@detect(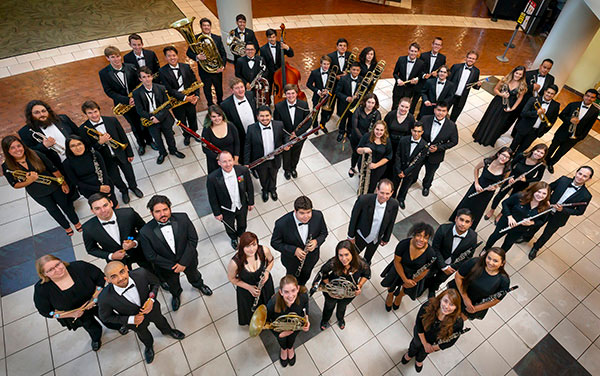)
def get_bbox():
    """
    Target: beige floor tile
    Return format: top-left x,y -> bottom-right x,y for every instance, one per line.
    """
227,336 -> 271,376
488,325 -> 529,366
551,318 -> 591,359
181,323 -> 225,370
525,294 -> 563,332
579,343 -> 600,375
519,260 -> 555,292
198,258 -> 229,290
113,361 -> 147,376
427,341 -> 465,374
6,339 -> 53,376
467,341 -> 510,376
446,358 -> 479,376
54,351 -> 101,376
191,353 -> 234,375
49,321 -> 97,366
304,326 -> 348,372
97,330 -> 142,375
214,310 -> 250,350
471,308 -> 504,339
572,257 -> 600,287
558,269 -> 593,301
507,308 -> 547,348
567,303 -> 600,342
4,312 -> 47,356
170,295 -> 212,334
328,311 -> 372,353
273,345 -> 320,375
357,296 -> 398,335
350,337 -> 395,376
321,355 -> 361,376
583,289 -> 600,315
146,342 -> 191,376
